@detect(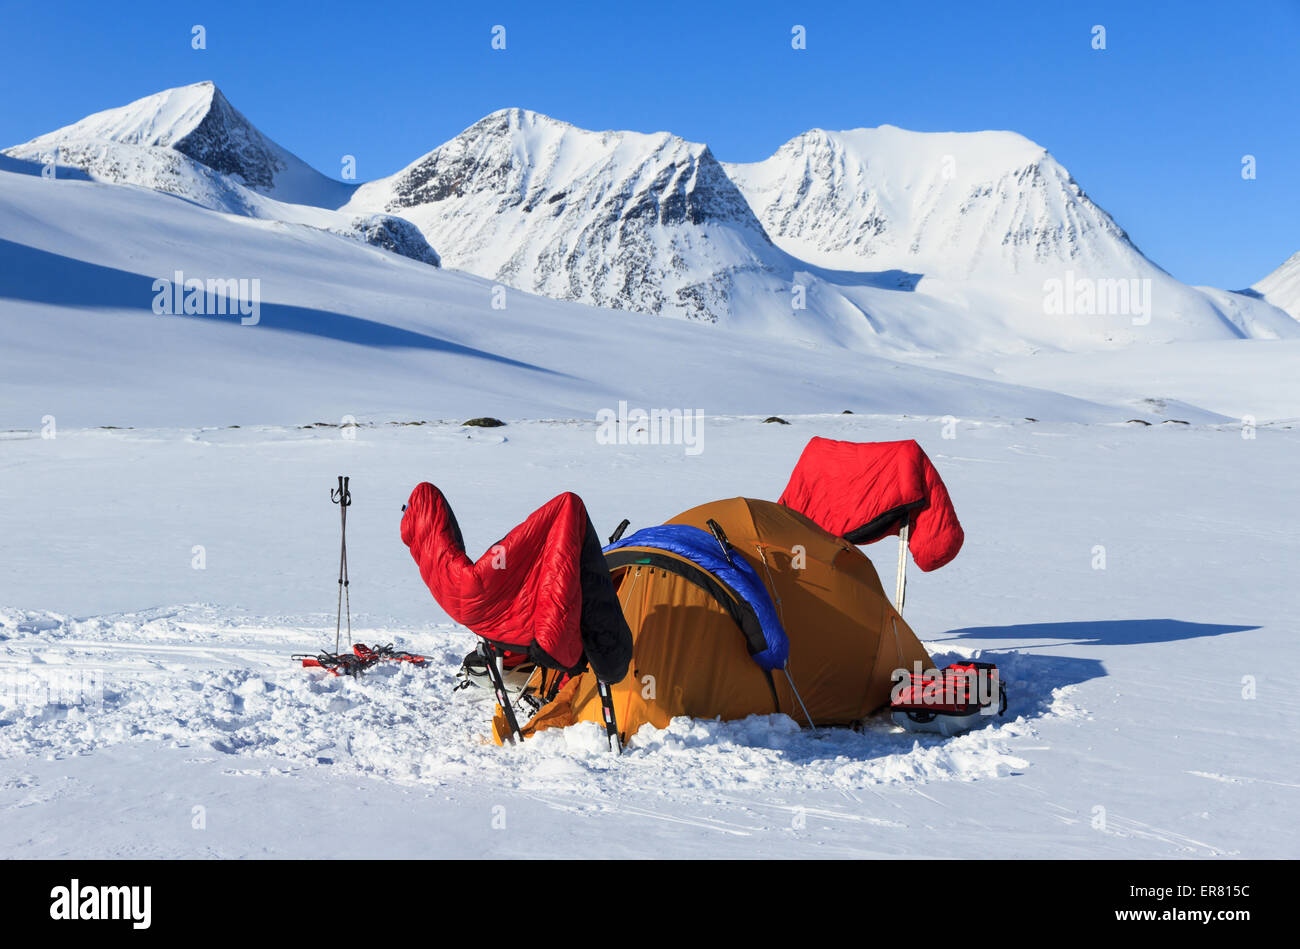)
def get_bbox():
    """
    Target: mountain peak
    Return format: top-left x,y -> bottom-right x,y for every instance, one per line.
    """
9,81 -> 350,207
15,81 -> 220,151
725,122 -> 1128,275
345,107 -> 780,325
453,107 -> 701,157
478,106 -> 566,127
778,124 -> 1050,180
